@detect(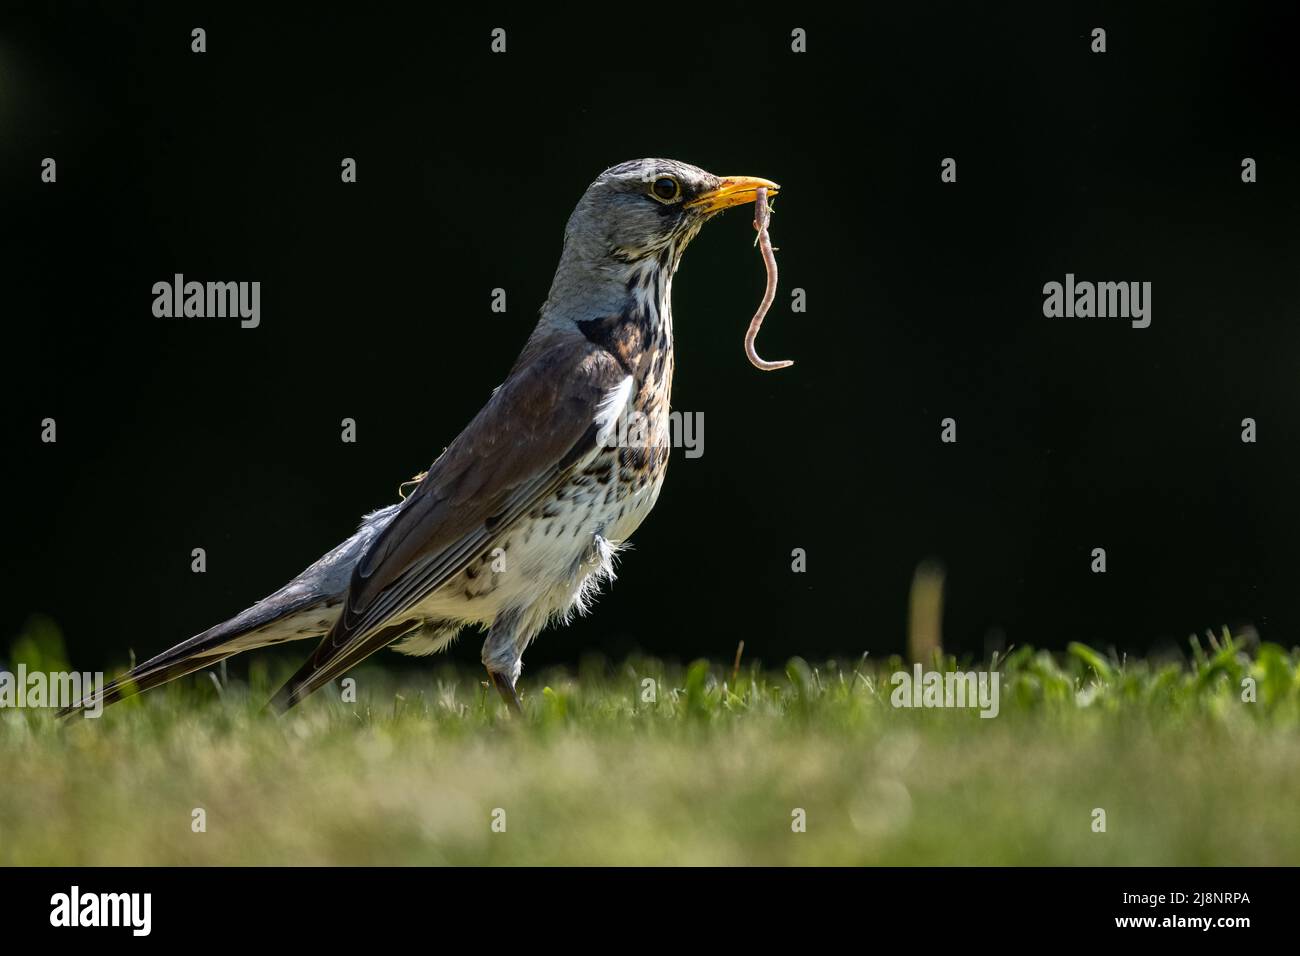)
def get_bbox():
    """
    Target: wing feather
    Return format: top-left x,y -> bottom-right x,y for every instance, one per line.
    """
269,336 -> 628,711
